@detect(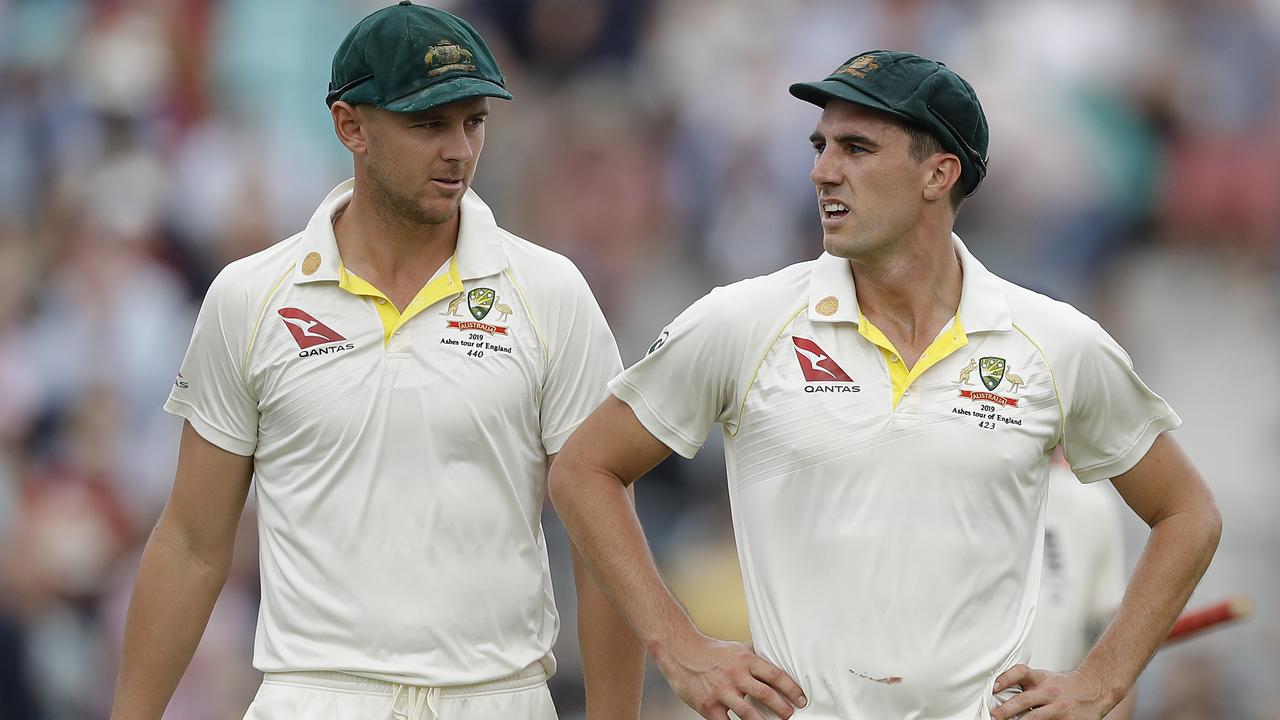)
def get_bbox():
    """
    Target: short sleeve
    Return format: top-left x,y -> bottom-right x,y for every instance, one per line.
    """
538,263 -> 623,455
609,288 -> 744,459
1060,321 -> 1180,483
163,269 -> 260,456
